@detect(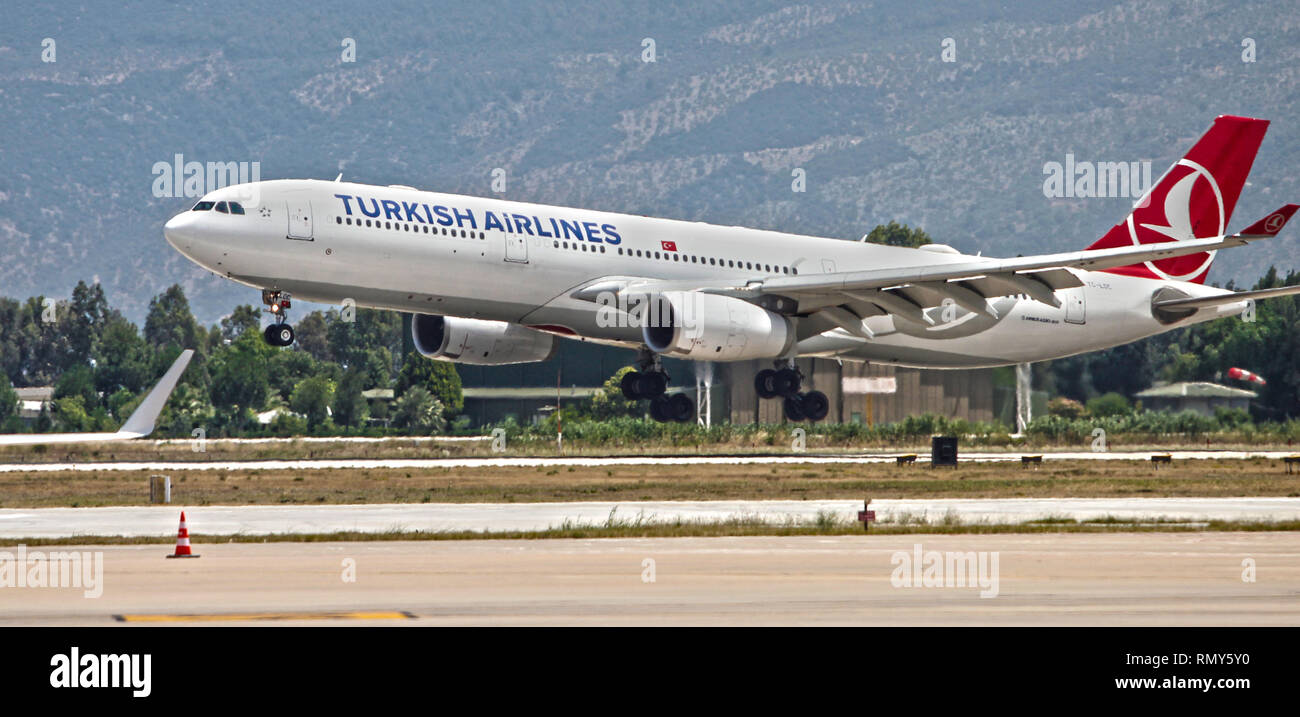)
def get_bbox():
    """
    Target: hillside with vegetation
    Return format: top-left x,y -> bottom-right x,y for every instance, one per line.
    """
1,0 -> 1296,325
